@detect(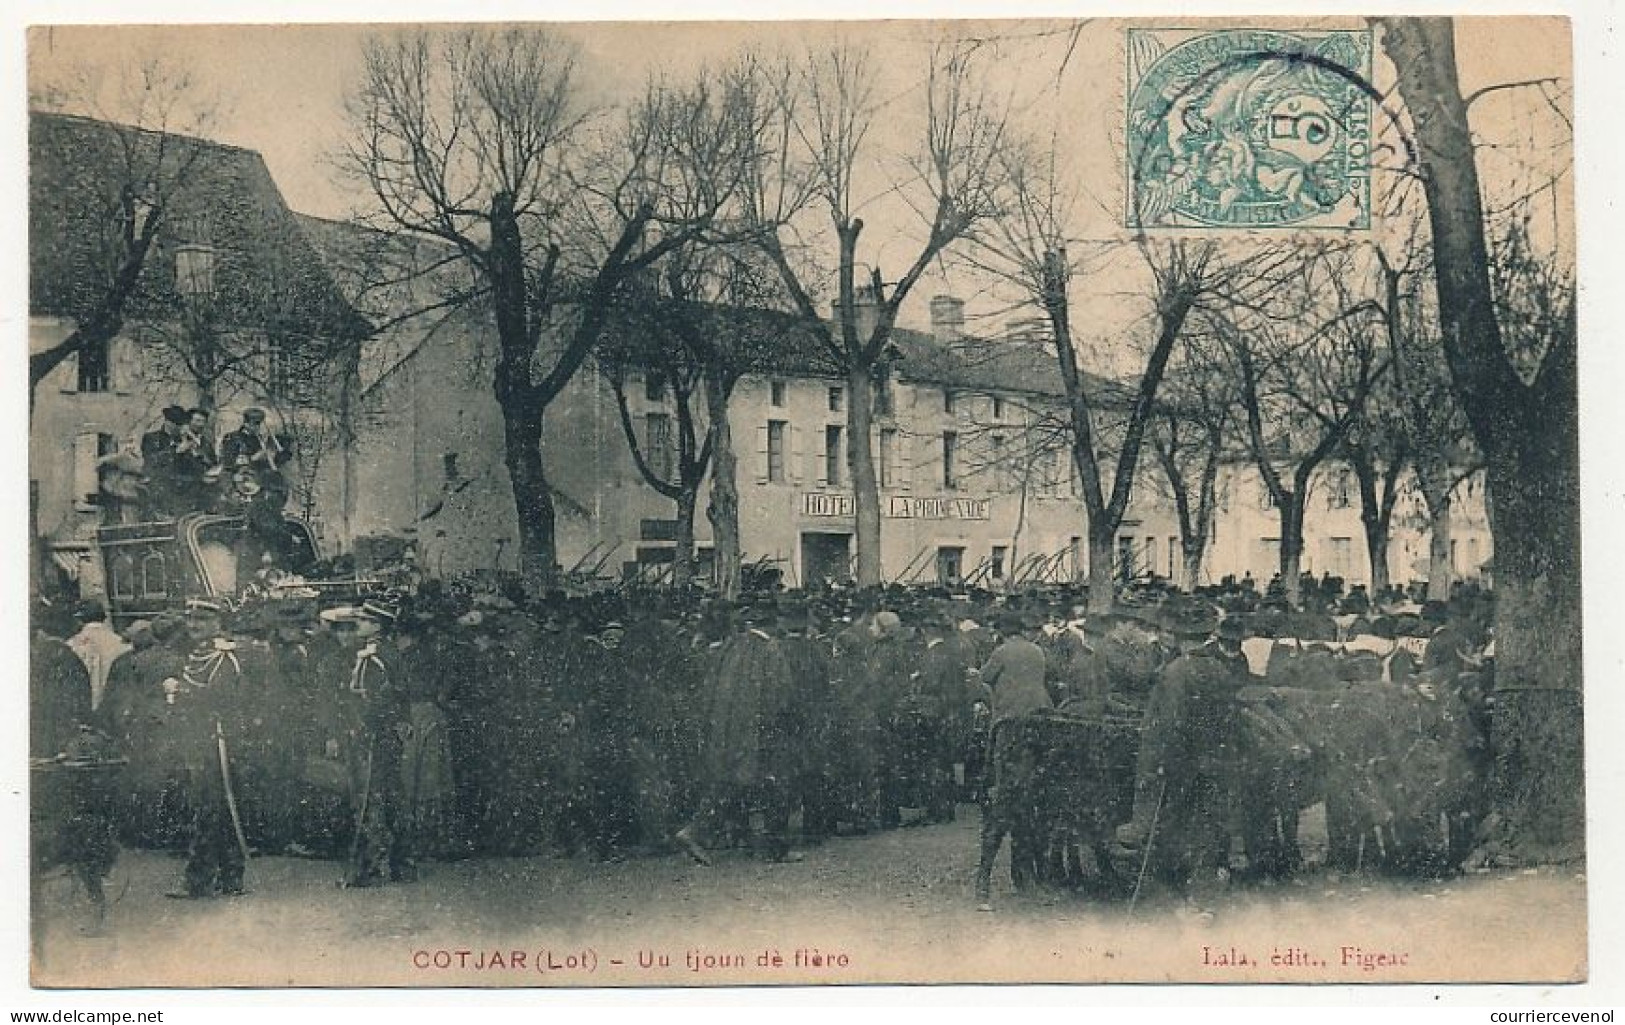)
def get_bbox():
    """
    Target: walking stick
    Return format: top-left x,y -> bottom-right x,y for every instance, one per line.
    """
345,743 -> 376,877
215,719 -> 253,871
1127,779 -> 1166,919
